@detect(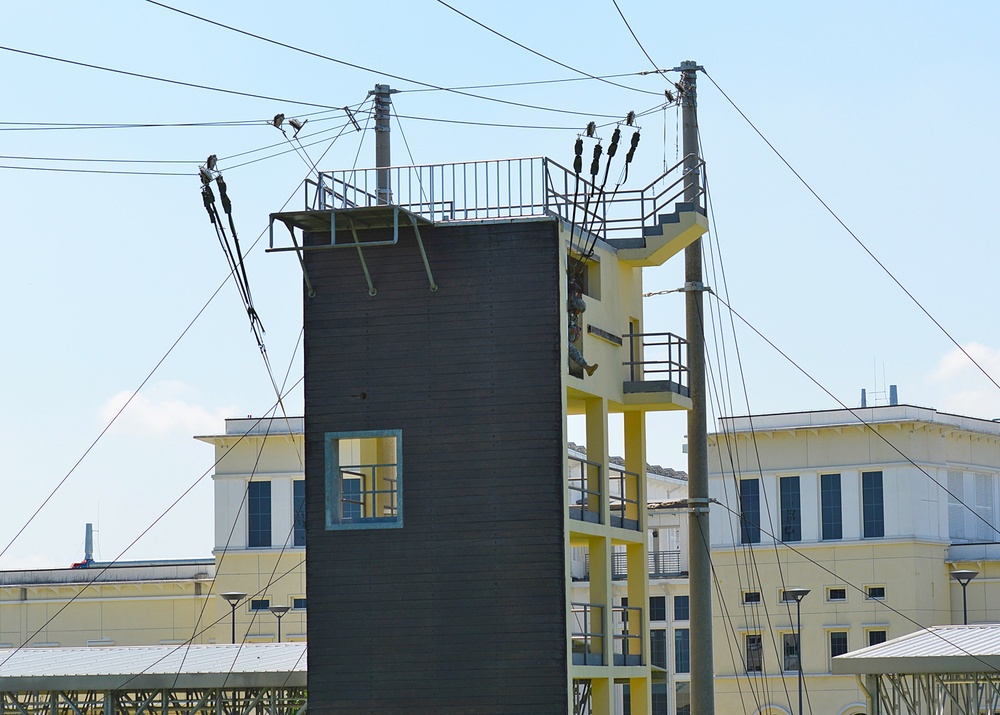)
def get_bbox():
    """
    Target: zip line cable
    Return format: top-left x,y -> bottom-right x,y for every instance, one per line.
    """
711,498 -> 1000,677
0,165 -> 190,176
0,166 -> 313,561
3,168 -> 316,666
702,69 -> 1000,397
114,556 -> 307,693
0,284 -> 228,562
705,293 -> 797,709
708,288 -> 1000,541
0,45 -> 341,109
699,153 -> 802,707
434,0 -> 662,97
397,70 -> 659,93
611,0 -> 667,79
390,113 -> 577,130
143,1 -> 628,120
0,381 -> 302,668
